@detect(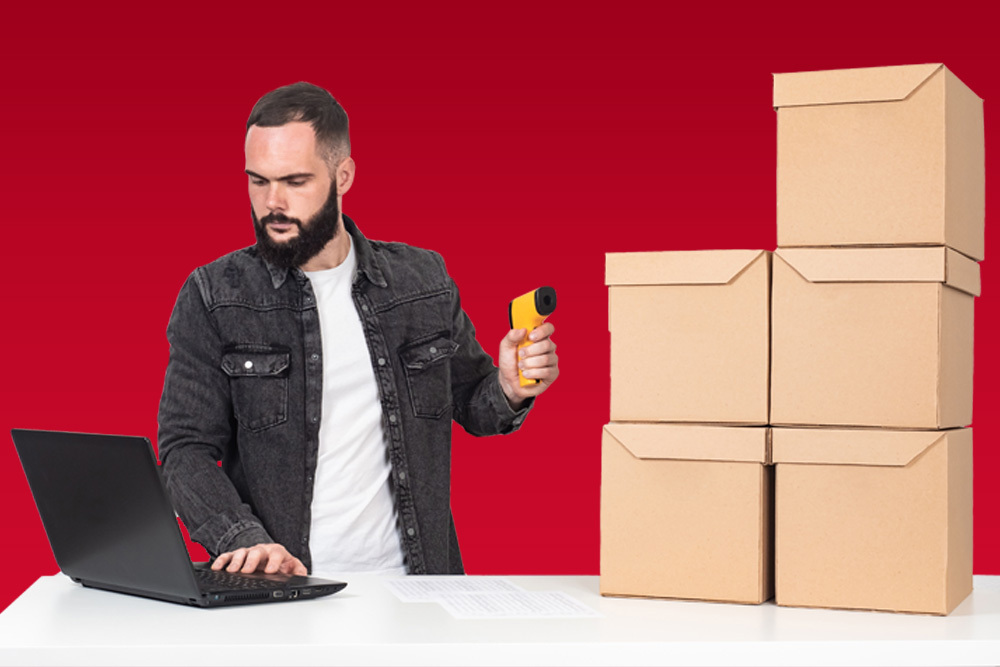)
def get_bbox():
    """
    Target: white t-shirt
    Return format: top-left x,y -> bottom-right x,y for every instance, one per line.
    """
304,237 -> 406,577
